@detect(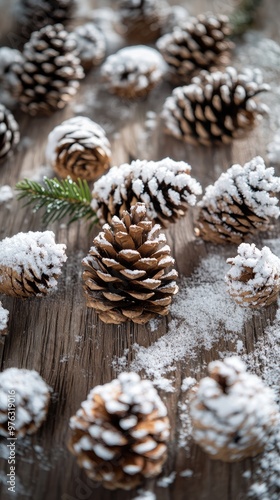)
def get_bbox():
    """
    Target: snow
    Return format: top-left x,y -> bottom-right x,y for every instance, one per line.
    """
0,302 -> 8,335
0,185 -> 13,204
